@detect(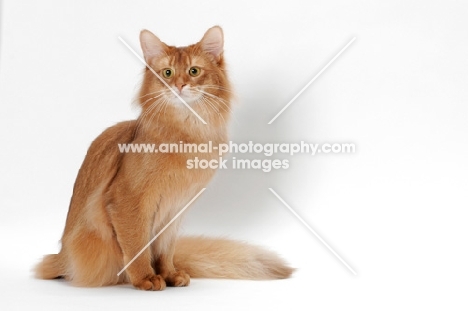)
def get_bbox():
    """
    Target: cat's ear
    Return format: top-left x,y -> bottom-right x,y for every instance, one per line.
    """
200,26 -> 224,61
140,30 -> 167,63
